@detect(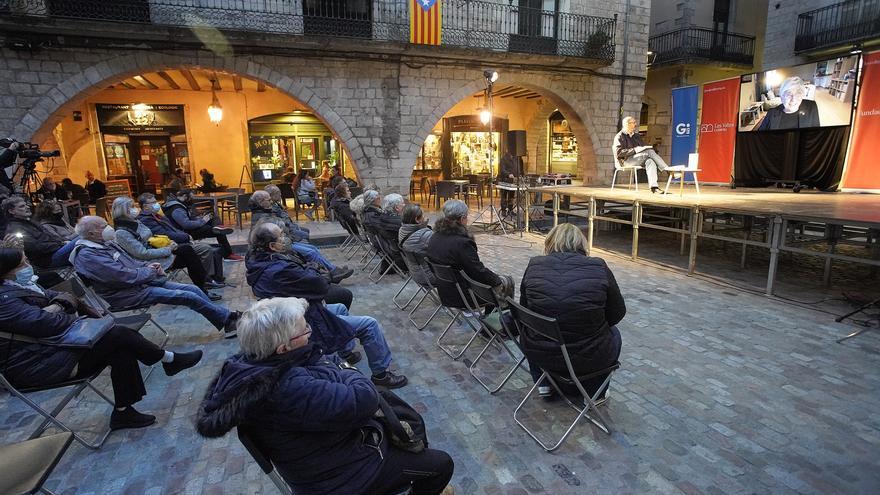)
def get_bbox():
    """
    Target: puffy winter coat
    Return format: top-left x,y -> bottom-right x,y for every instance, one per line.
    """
426,219 -> 501,308
197,346 -> 386,495
162,199 -> 206,232
519,252 -> 626,377
398,223 -> 435,286
138,211 -> 190,244
5,218 -> 65,267
329,196 -> 358,235
113,218 -> 174,270
71,239 -> 162,308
